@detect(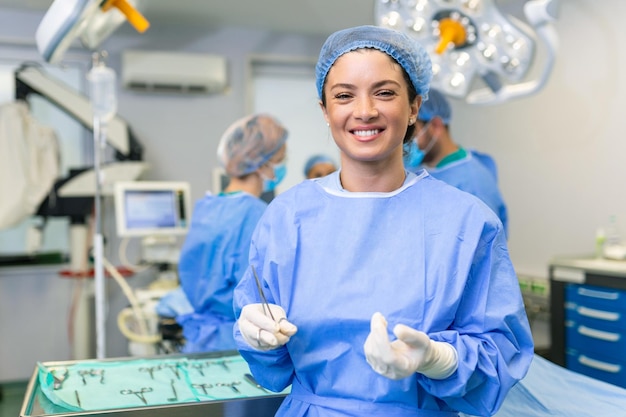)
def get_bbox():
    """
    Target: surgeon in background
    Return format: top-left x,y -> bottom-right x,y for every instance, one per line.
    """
303,153 -> 337,179
176,113 -> 288,353
404,88 -> 509,236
